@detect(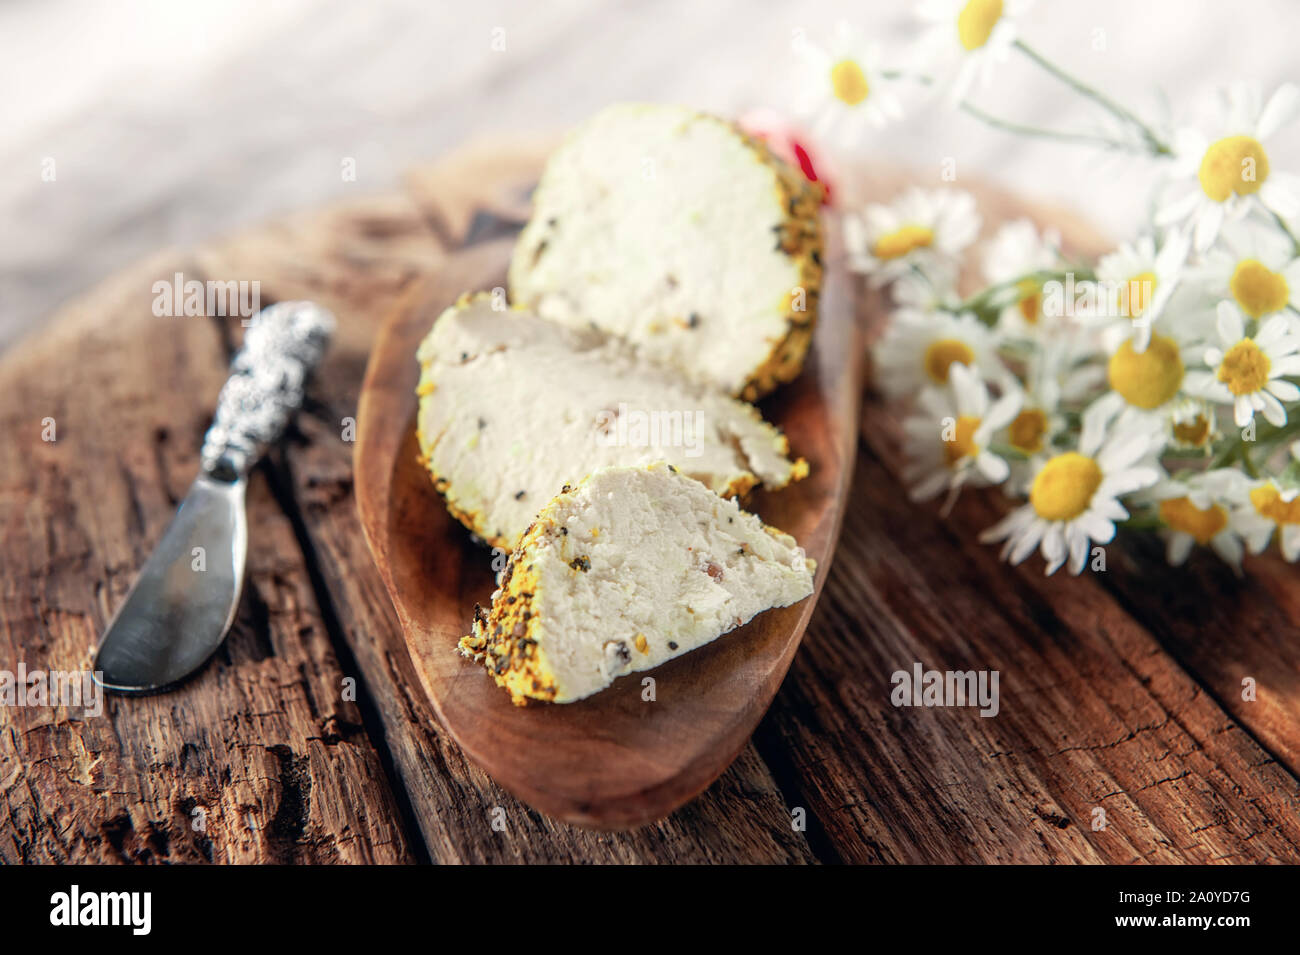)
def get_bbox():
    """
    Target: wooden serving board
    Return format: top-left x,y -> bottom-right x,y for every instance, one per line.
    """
355,233 -> 864,827
3,138 -> 1299,862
